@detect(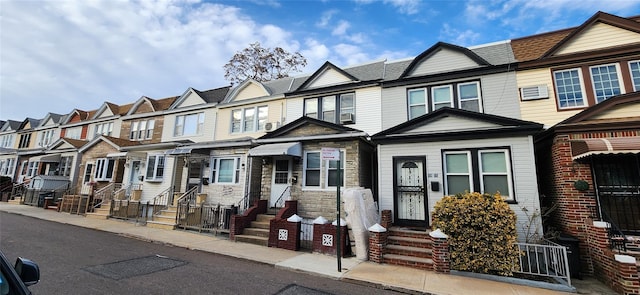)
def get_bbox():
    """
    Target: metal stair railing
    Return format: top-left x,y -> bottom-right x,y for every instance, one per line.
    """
147,187 -> 173,222
91,183 -> 121,209
236,191 -> 260,215
175,186 -> 199,224
273,186 -> 291,211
